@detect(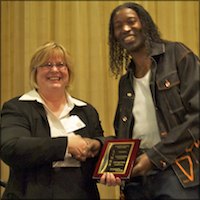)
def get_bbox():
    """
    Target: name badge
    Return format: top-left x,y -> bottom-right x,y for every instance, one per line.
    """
61,115 -> 86,133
